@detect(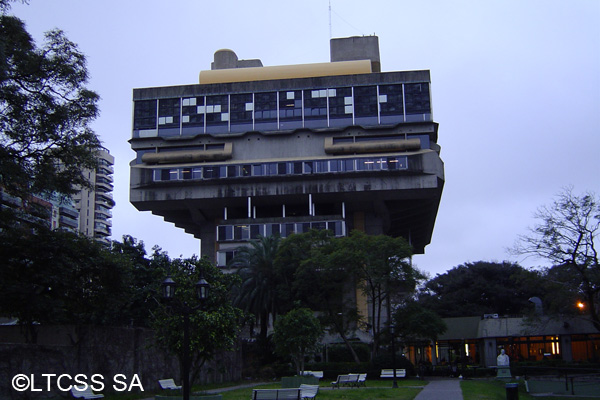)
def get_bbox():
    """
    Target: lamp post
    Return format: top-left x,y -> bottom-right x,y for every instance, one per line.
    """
390,325 -> 398,389
162,275 -> 210,400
